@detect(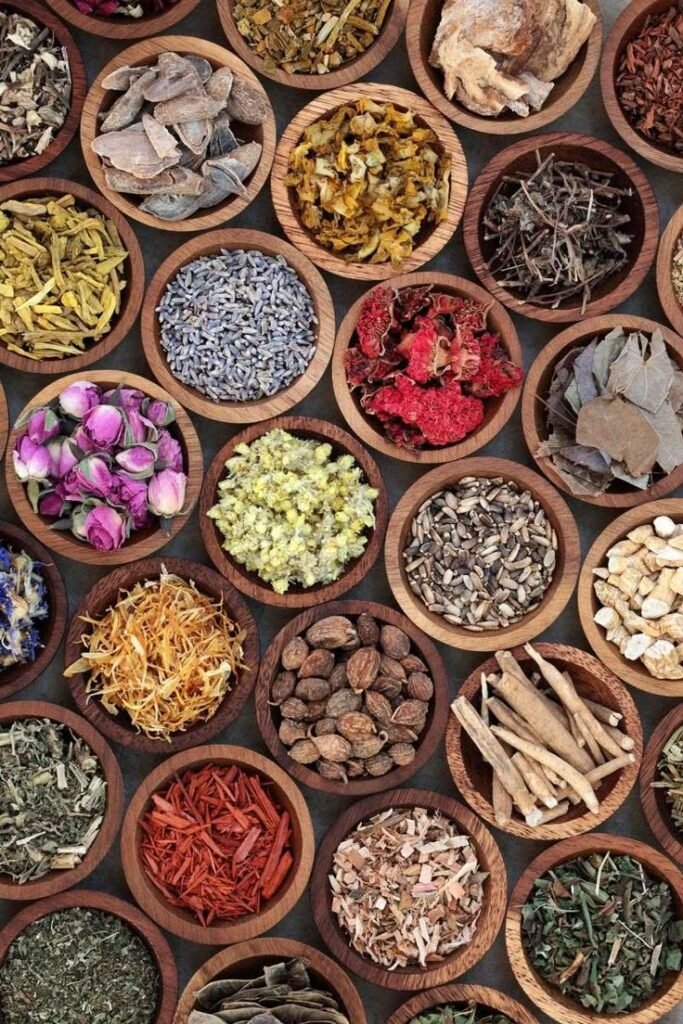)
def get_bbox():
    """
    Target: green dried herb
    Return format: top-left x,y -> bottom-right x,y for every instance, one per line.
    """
410,1003 -> 513,1024
653,724 -> 683,835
